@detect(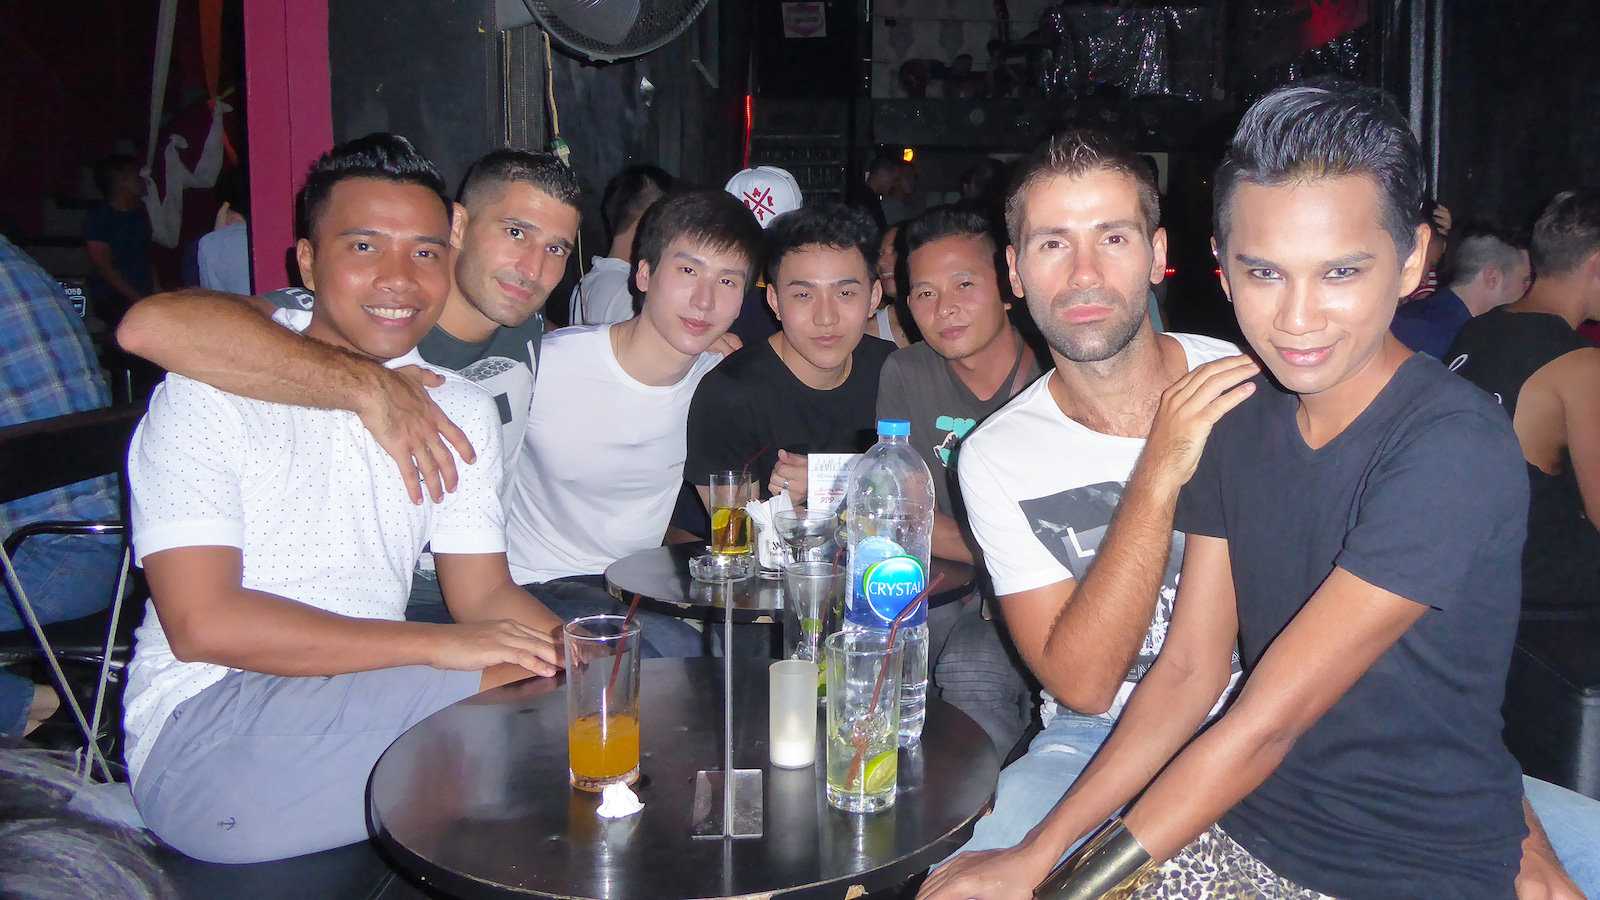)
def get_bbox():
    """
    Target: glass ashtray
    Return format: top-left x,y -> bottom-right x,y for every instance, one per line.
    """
690,553 -> 755,583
